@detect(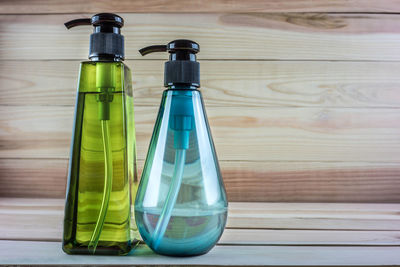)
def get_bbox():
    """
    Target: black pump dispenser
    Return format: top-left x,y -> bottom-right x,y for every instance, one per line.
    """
139,40 -> 200,88
65,13 -> 125,61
